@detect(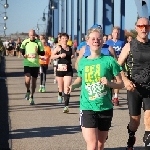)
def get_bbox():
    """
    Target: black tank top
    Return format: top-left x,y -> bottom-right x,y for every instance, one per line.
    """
127,39 -> 150,89
16,42 -> 21,50
58,46 -> 72,65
